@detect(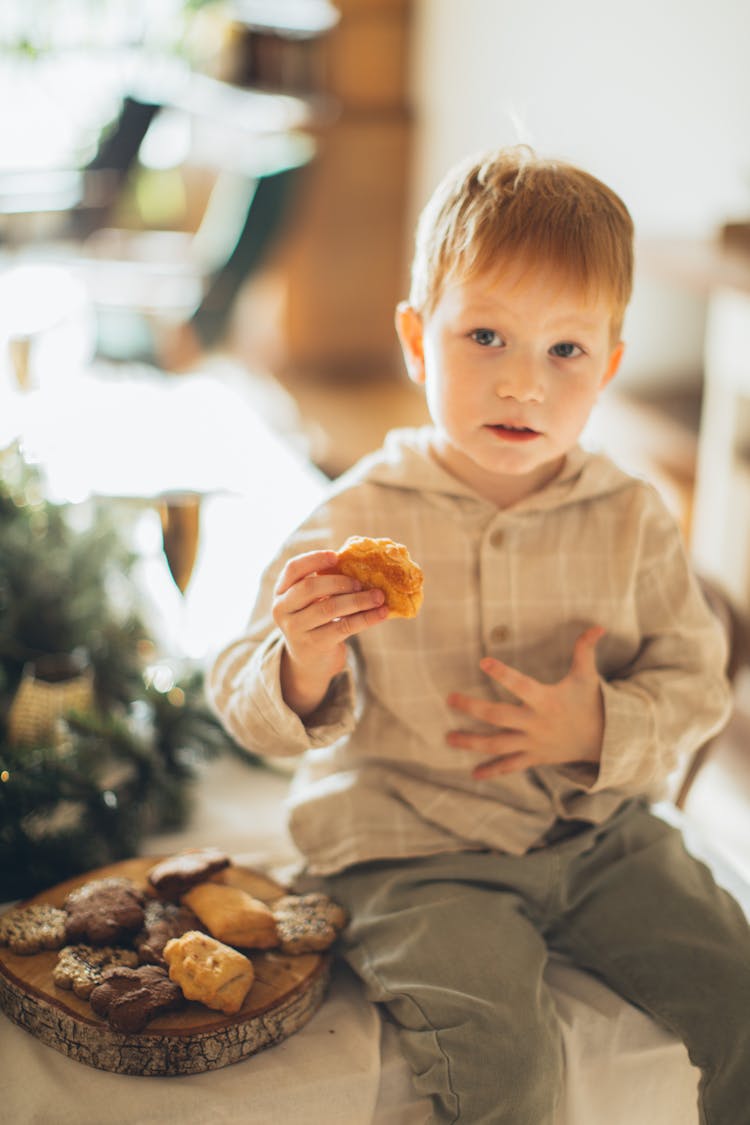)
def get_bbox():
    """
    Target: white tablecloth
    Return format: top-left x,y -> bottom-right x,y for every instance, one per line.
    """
4,757 -> 747,1124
